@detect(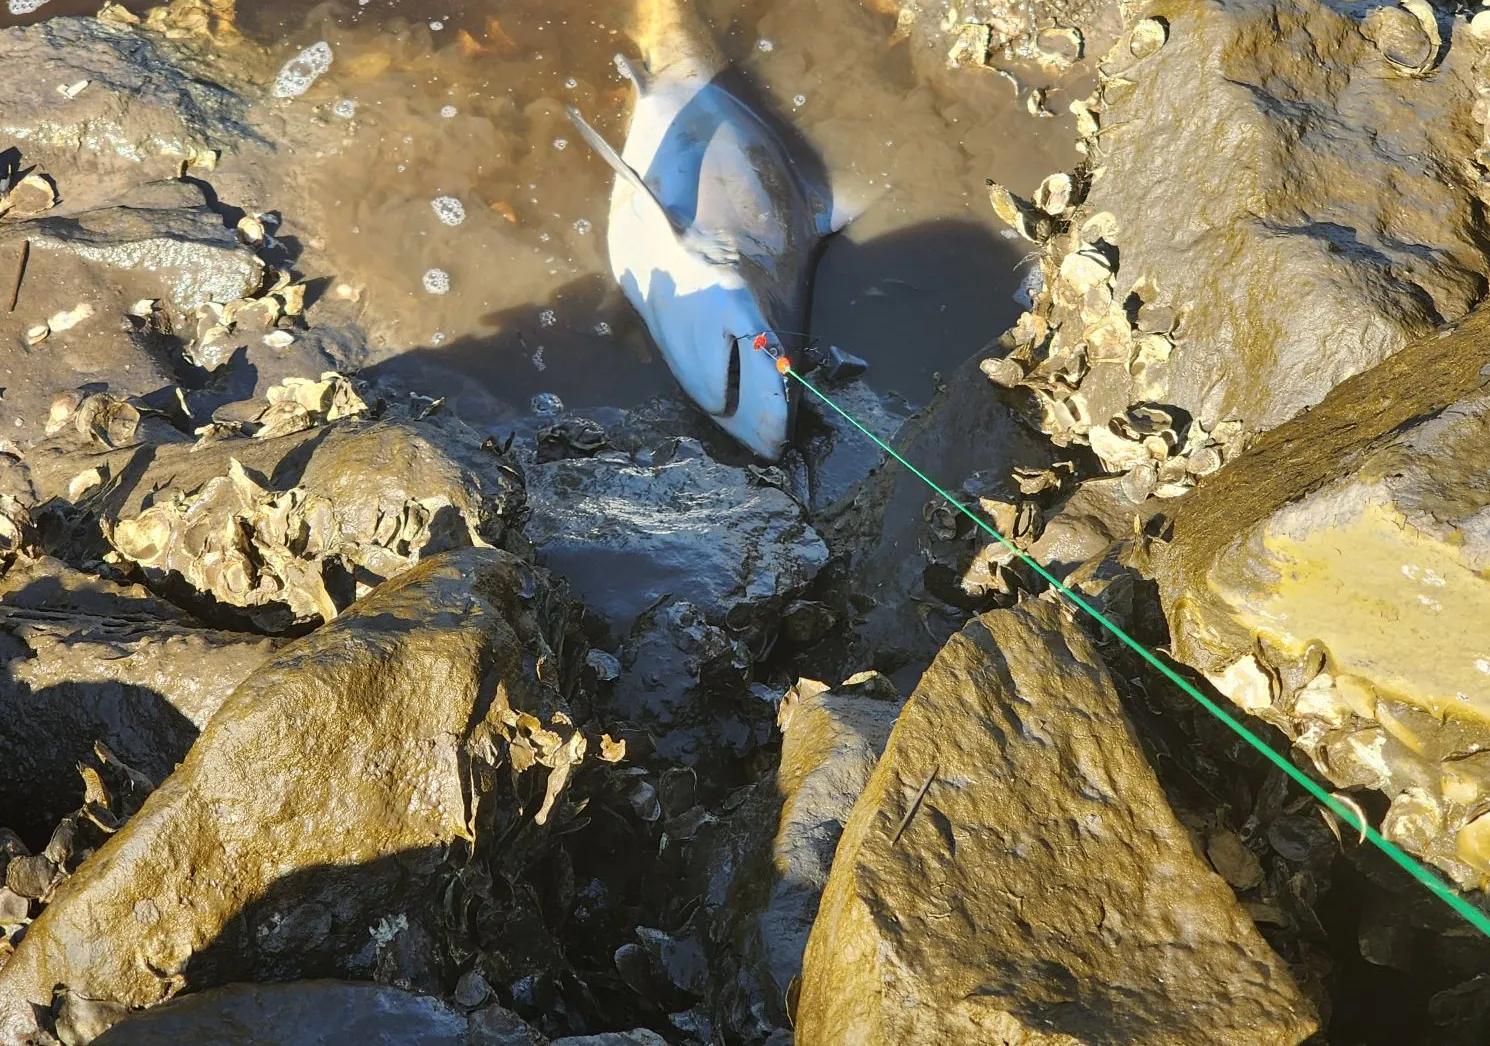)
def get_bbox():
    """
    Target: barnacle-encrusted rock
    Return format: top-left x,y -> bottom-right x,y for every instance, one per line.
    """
1152,306 -> 1490,889
0,548 -> 587,1041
